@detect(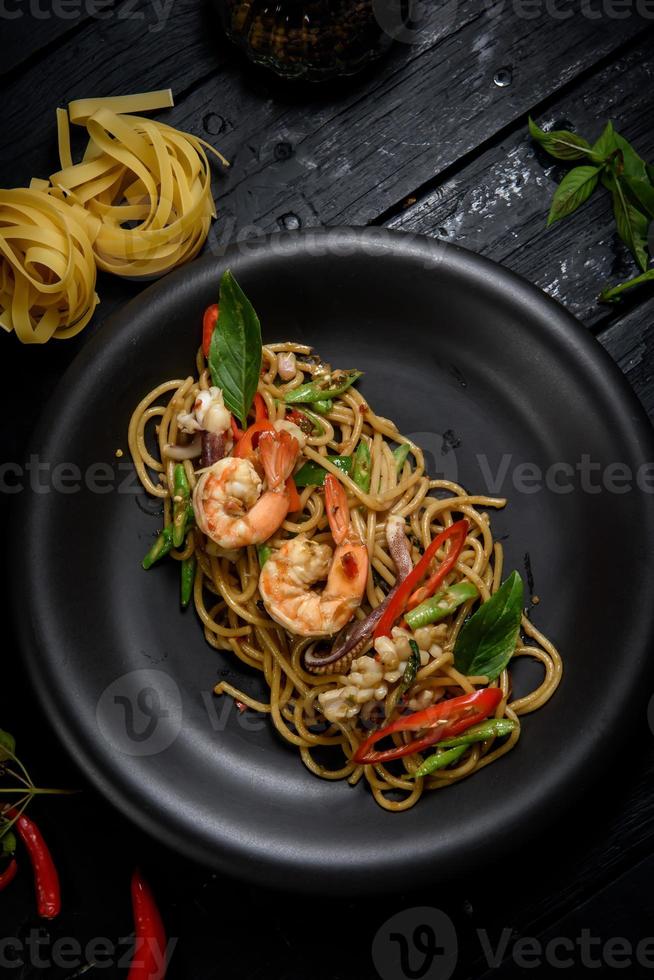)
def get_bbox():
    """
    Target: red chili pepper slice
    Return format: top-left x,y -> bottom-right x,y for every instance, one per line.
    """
374,520 -> 469,639
127,870 -> 168,980
253,392 -> 268,423
285,476 -> 301,513
230,416 -> 242,442
0,858 -> 18,892
6,808 -> 60,919
202,304 -> 219,358
352,688 -> 502,765
232,420 -> 275,463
